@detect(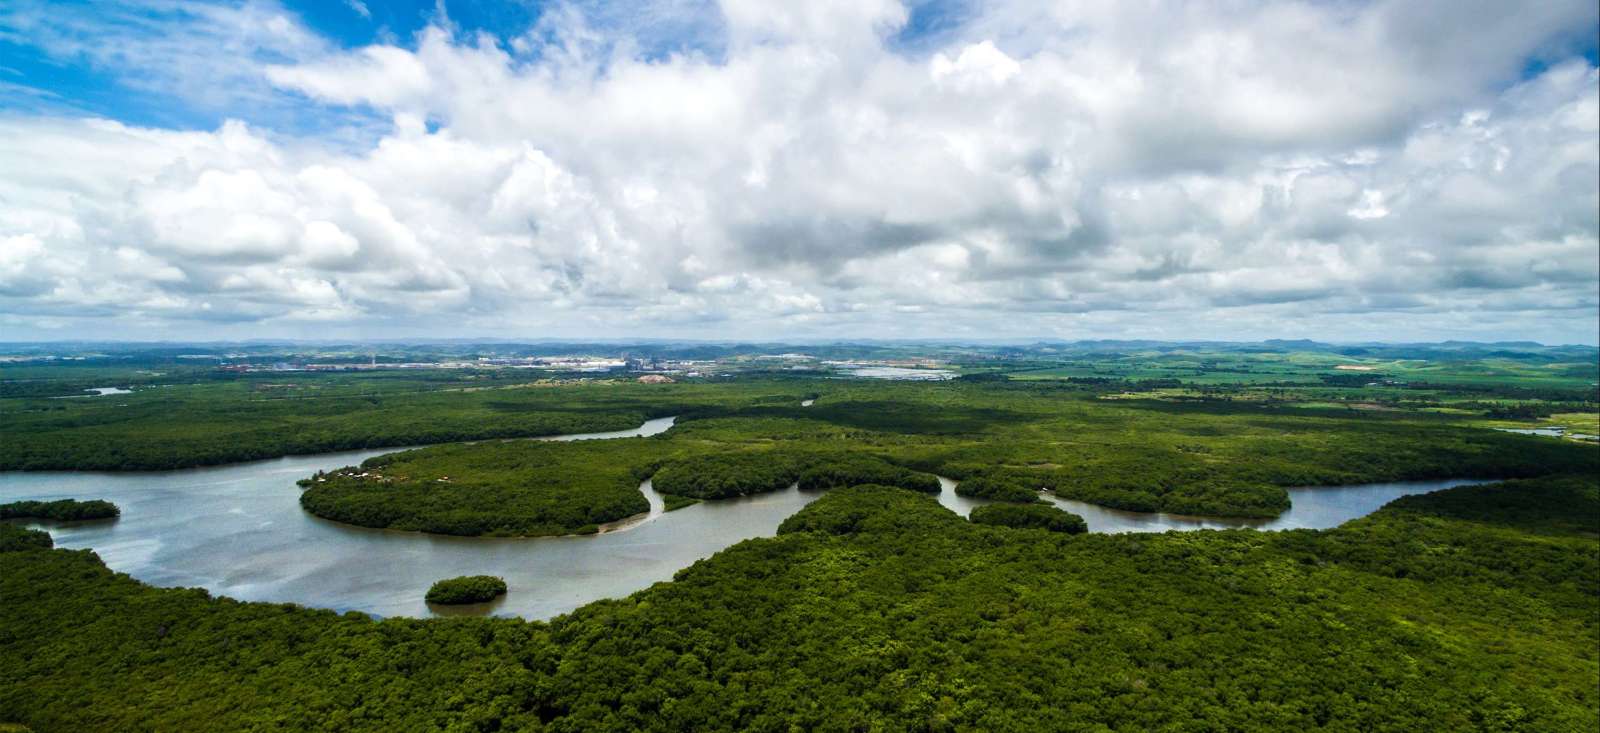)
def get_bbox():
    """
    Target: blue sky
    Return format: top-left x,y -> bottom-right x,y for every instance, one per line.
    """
6,0 -> 1593,136
0,1 -> 1596,343
32,0 -> 1593,132
4,0 -> 1593,132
